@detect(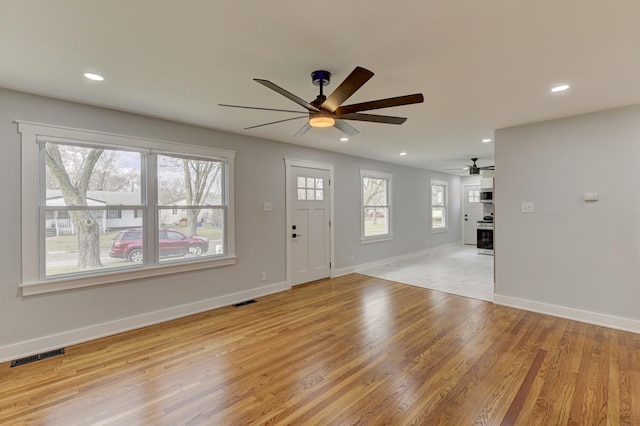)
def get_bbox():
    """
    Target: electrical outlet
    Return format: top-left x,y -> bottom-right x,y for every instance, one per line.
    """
350,254 -> 355,262
261,272 -> 267,281
521,202 -> 534,213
